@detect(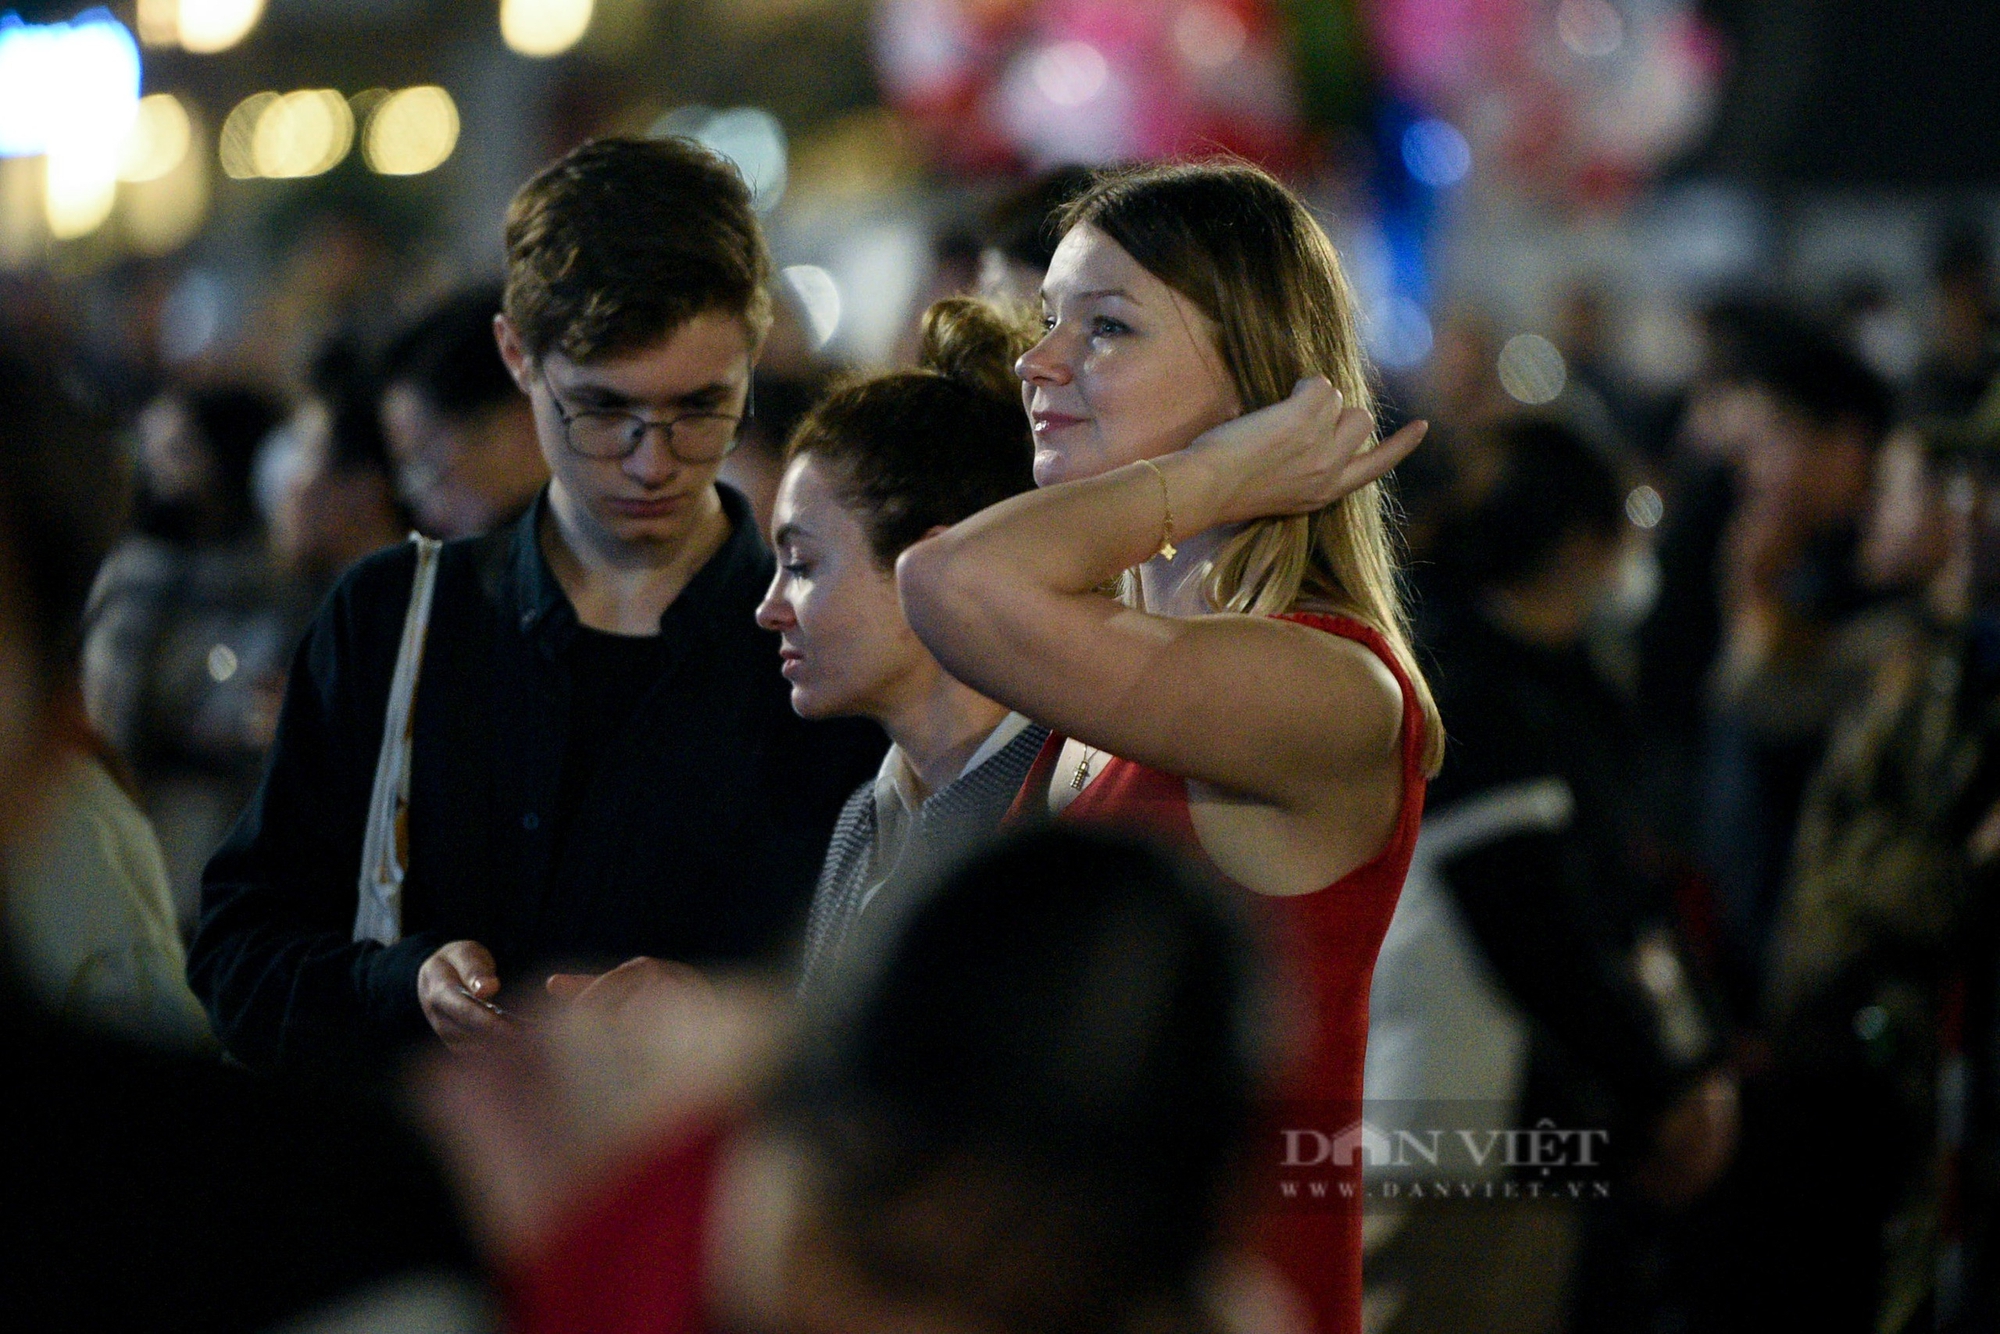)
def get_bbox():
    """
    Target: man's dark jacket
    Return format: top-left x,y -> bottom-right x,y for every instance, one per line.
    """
1421,589 -> 1728,1143
189,486 -> 882,1071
